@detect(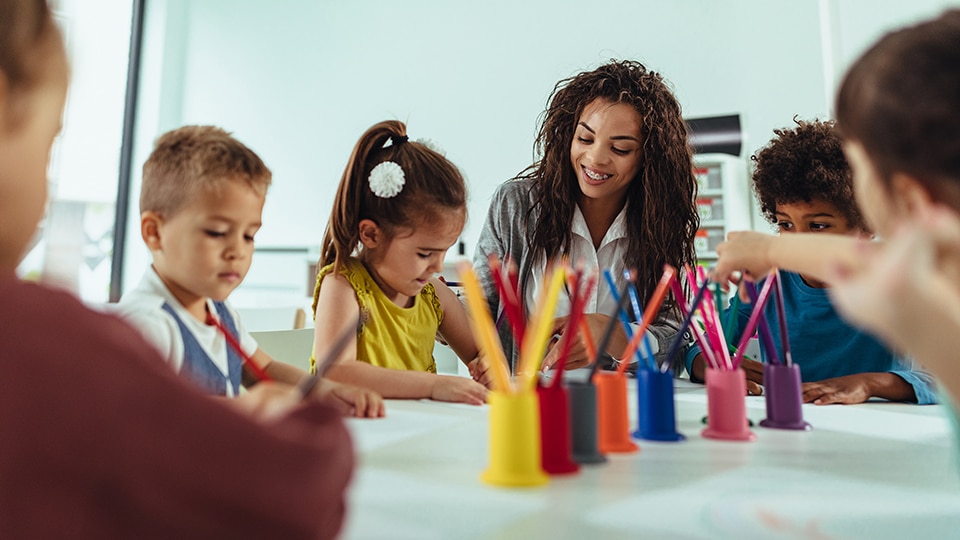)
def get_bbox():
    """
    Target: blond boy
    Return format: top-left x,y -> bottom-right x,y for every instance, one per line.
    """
118,126 -> 383,417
